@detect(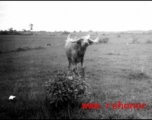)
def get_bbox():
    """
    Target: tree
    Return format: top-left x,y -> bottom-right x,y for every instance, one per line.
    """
22,29 -> 26,32
9,28 -> 13,32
